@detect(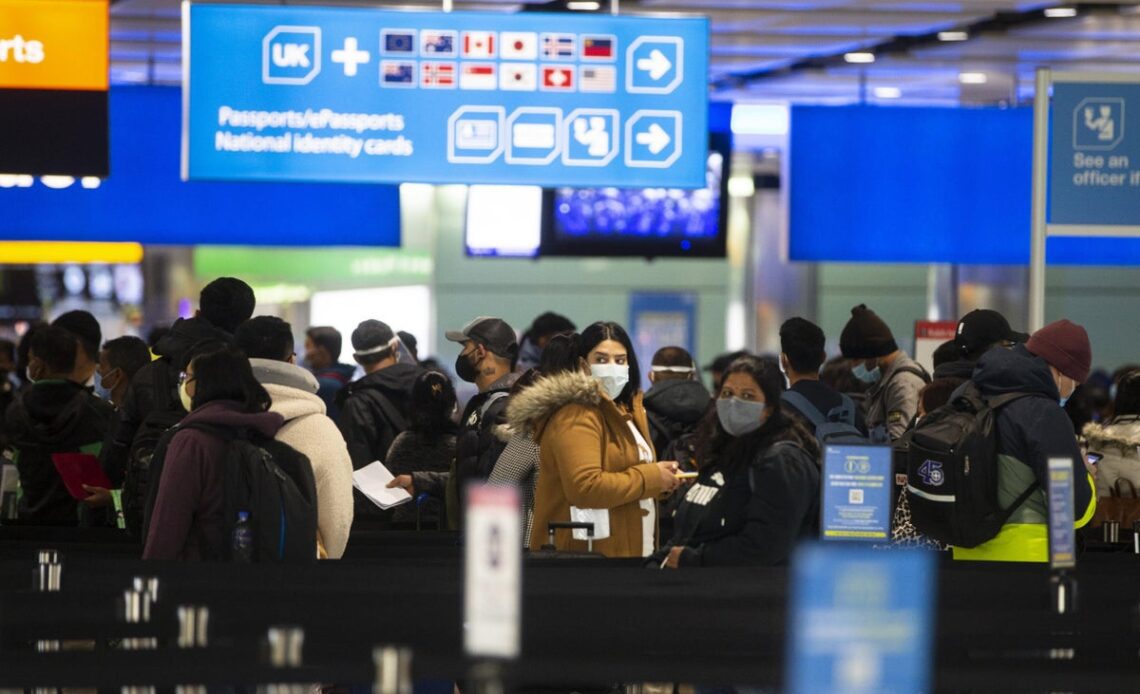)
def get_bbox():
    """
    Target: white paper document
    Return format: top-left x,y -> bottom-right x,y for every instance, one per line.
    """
352,461 -> 412,510
569,506 -> 611,541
